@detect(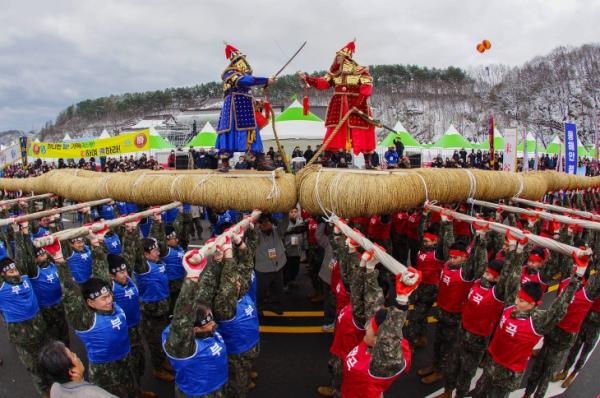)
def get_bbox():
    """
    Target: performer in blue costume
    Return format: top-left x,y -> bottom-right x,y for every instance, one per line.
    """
216,42 -> 273,155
